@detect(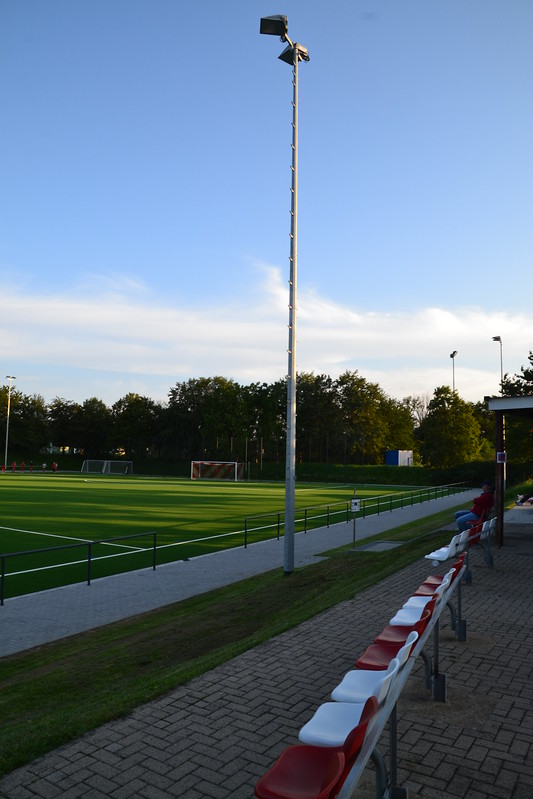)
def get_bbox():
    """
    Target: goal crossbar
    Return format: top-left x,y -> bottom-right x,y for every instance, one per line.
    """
191,461 -> 244,481
81,460 -> 133,475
